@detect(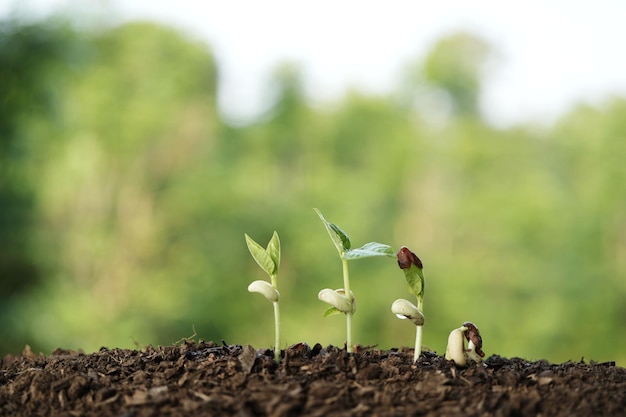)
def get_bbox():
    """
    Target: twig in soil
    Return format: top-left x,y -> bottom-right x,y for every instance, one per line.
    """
173,325 -> 197,346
